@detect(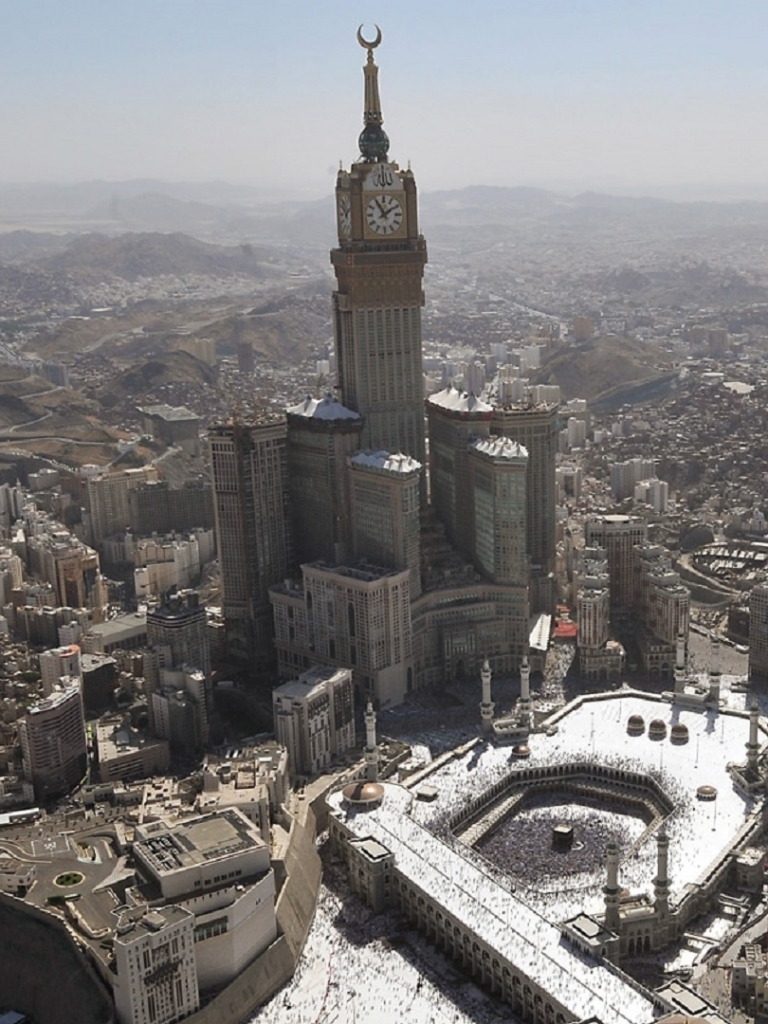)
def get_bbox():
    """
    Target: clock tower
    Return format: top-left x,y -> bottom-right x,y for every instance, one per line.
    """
331,27 -> 427,479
